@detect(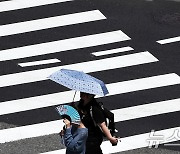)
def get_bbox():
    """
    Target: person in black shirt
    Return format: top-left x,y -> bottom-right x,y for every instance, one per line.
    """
76,92 -> 118,154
